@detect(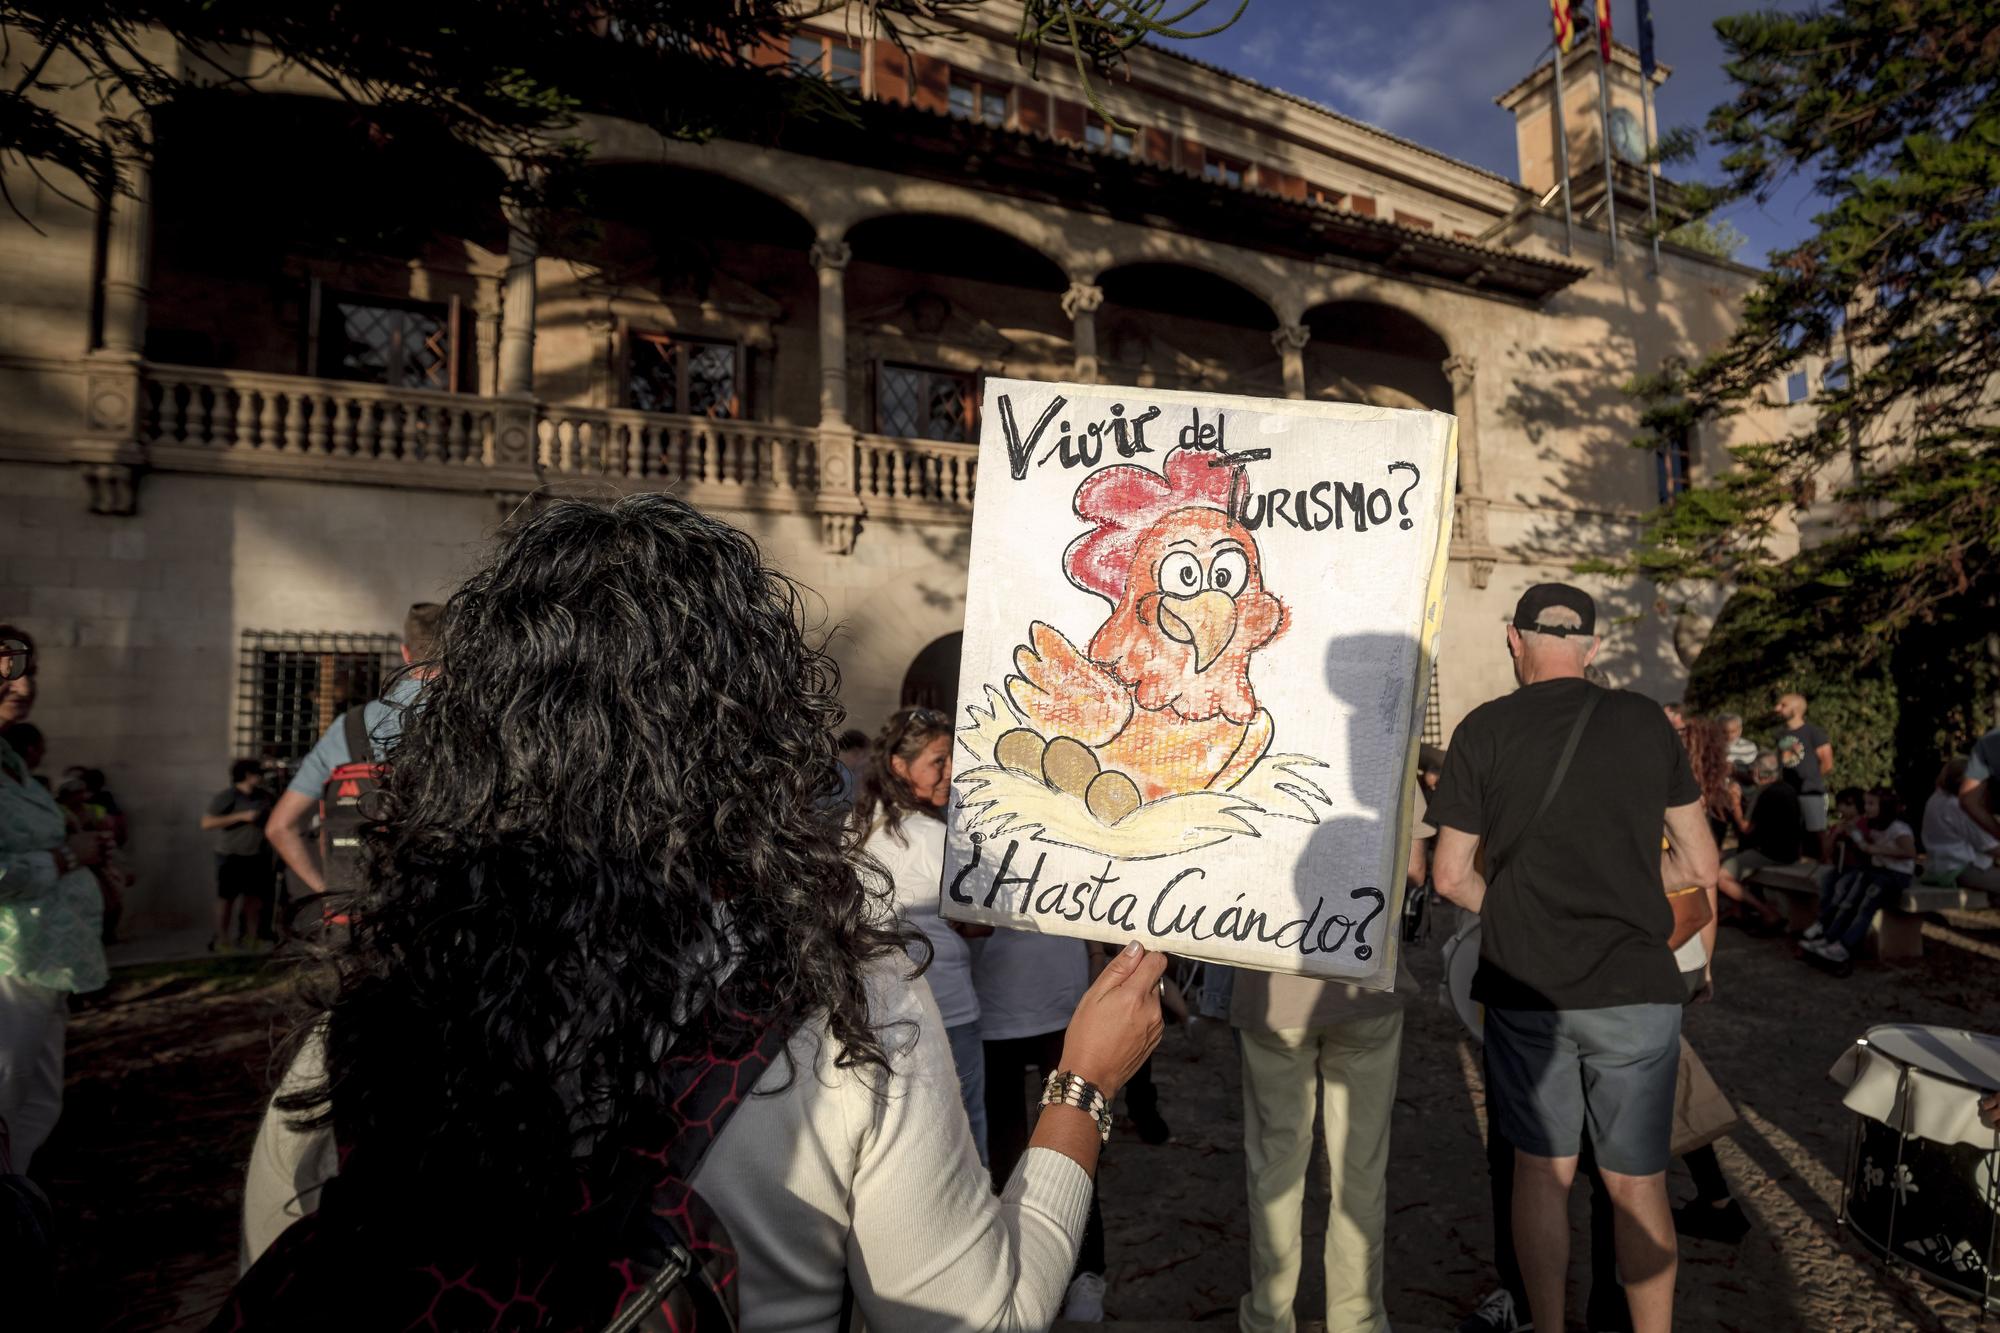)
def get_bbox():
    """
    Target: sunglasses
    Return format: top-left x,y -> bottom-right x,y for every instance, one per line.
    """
0,639 -> 30,682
